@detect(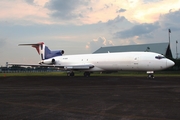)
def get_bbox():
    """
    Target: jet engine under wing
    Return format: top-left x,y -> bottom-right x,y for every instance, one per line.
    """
8,63 -> 94,70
